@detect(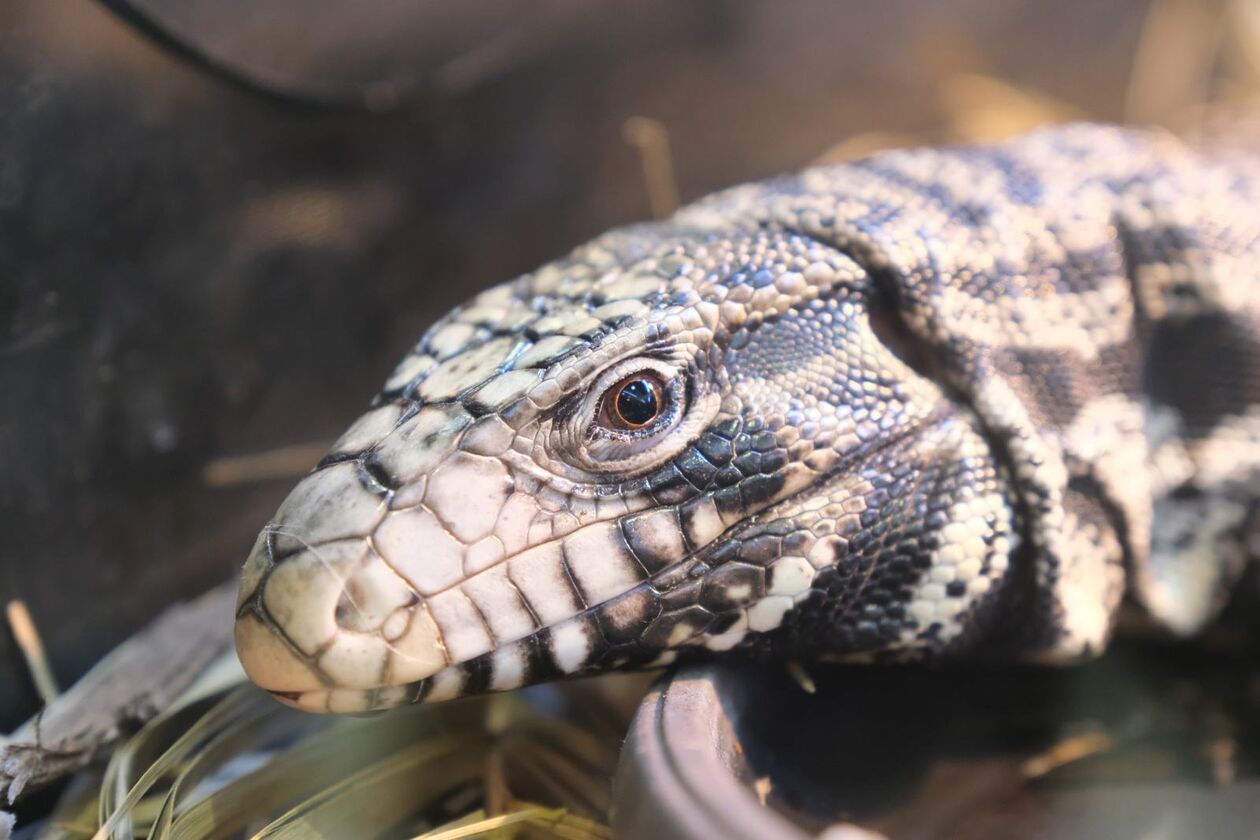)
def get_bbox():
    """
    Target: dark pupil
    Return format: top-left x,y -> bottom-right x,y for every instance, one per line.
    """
615,378 -> 660,427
